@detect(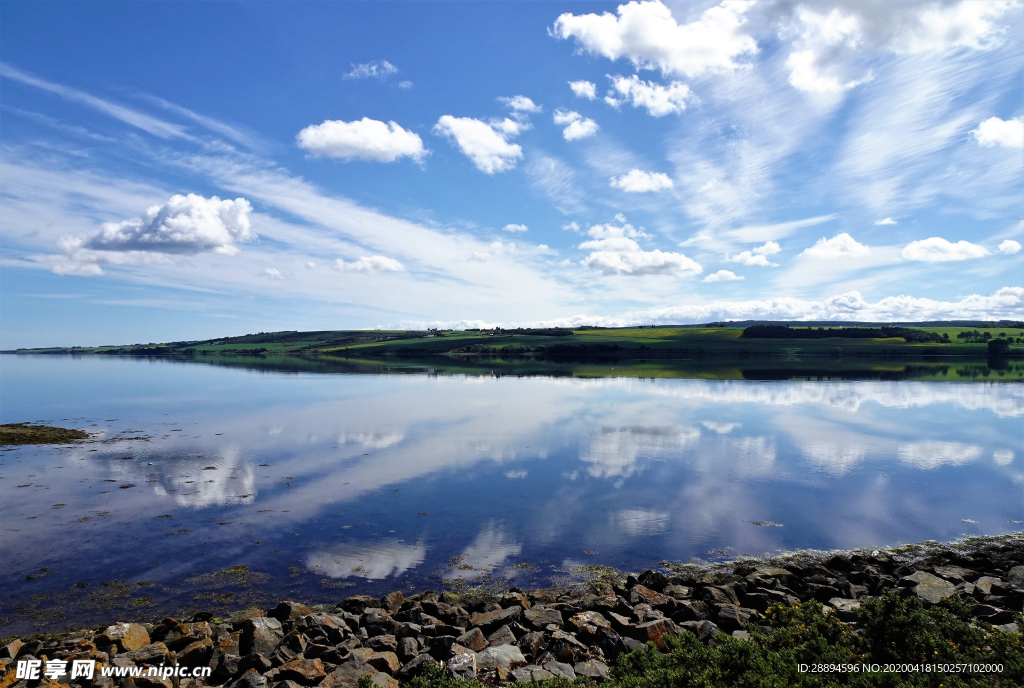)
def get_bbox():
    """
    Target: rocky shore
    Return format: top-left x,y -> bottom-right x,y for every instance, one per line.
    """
2,534 -> 1022,687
